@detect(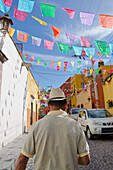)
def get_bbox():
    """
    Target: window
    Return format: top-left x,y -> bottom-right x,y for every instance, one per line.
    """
36,101 -> 38,121
30,96 -> 35,125
81,83 -> 85,89
81,104 -> 83,108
